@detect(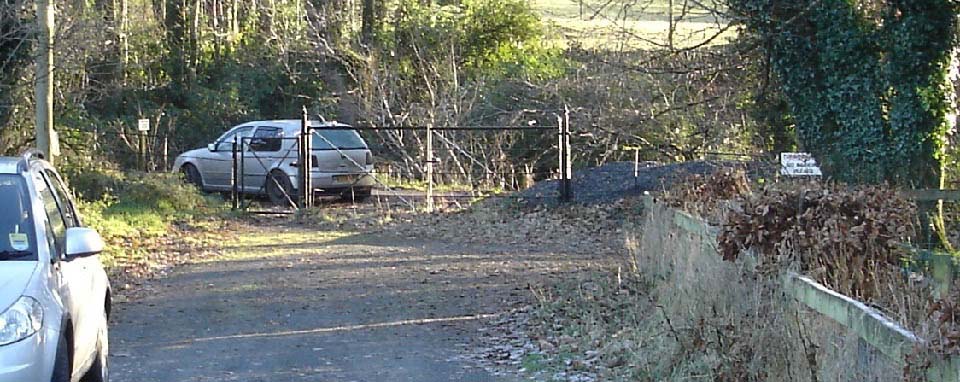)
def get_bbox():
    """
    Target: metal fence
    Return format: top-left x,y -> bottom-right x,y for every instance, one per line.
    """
222,112 -> 574,213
